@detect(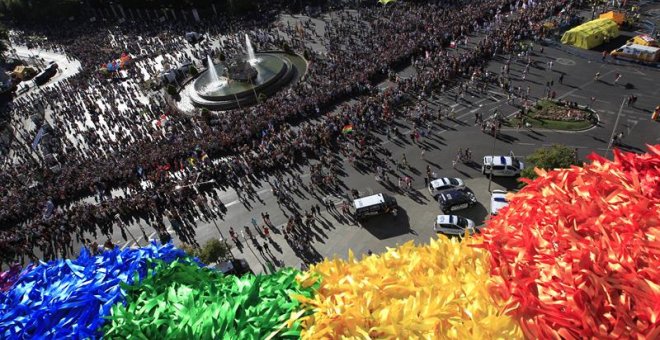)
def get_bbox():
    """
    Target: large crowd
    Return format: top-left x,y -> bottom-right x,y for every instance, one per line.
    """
0,0 -> 580,268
